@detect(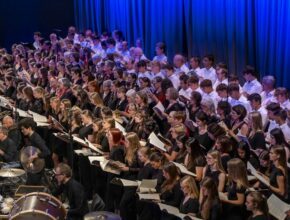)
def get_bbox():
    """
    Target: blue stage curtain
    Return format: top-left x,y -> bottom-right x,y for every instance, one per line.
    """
74,0 -> 290,87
